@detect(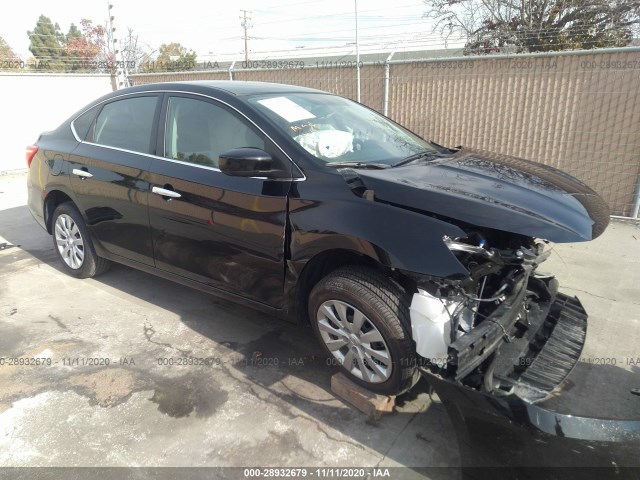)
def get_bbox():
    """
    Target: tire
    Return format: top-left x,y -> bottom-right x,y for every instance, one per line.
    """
308,266 -> 419,395
51,202 -> 110,278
